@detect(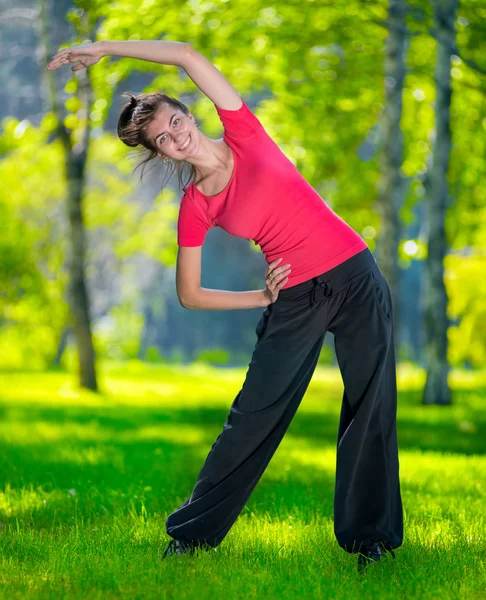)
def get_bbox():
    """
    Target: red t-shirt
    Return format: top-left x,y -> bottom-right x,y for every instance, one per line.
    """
177,97 -> 368,289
